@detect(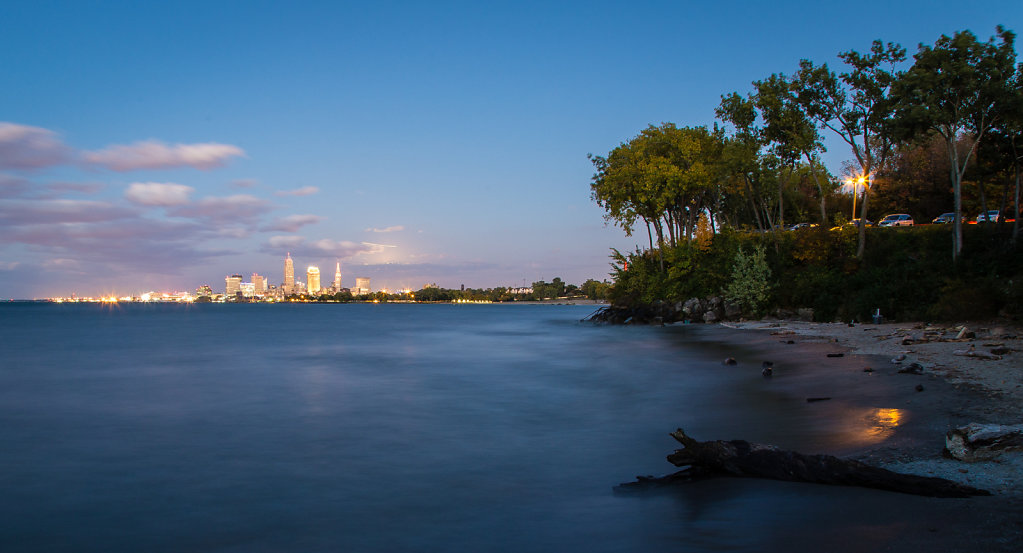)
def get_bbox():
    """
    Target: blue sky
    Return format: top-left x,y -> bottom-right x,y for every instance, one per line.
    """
1,1 -> 1020,298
